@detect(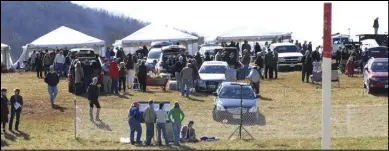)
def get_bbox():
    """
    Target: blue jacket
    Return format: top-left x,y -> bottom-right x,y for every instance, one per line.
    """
128,107 -> 142,121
